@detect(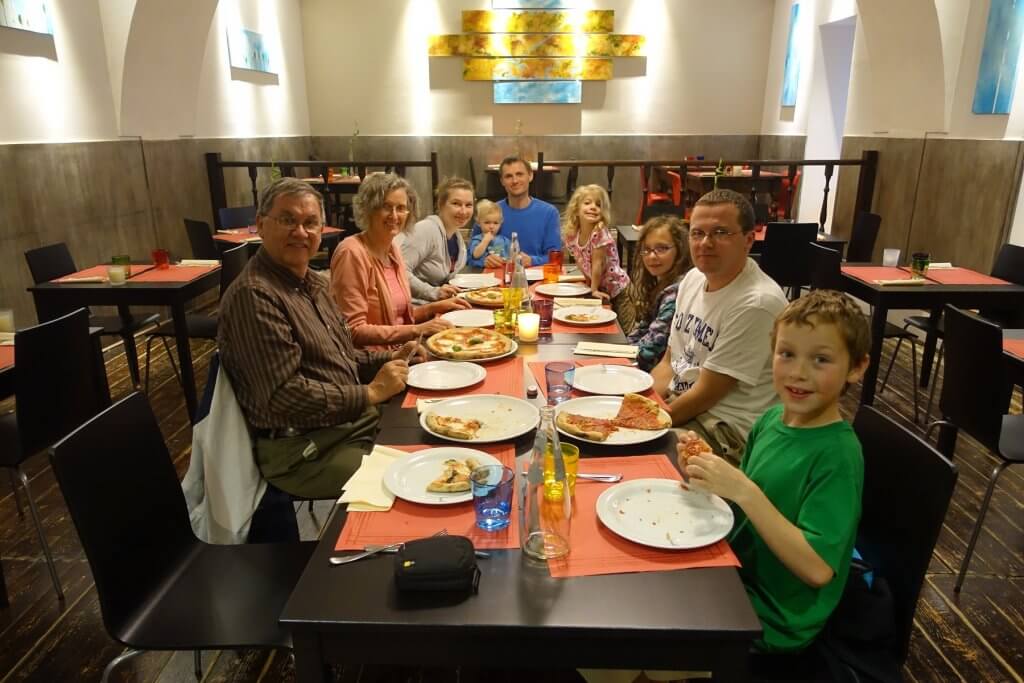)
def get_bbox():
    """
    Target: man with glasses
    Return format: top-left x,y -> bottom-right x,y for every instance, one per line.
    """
219,178 -> 419,500
651,189 -> 787,463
